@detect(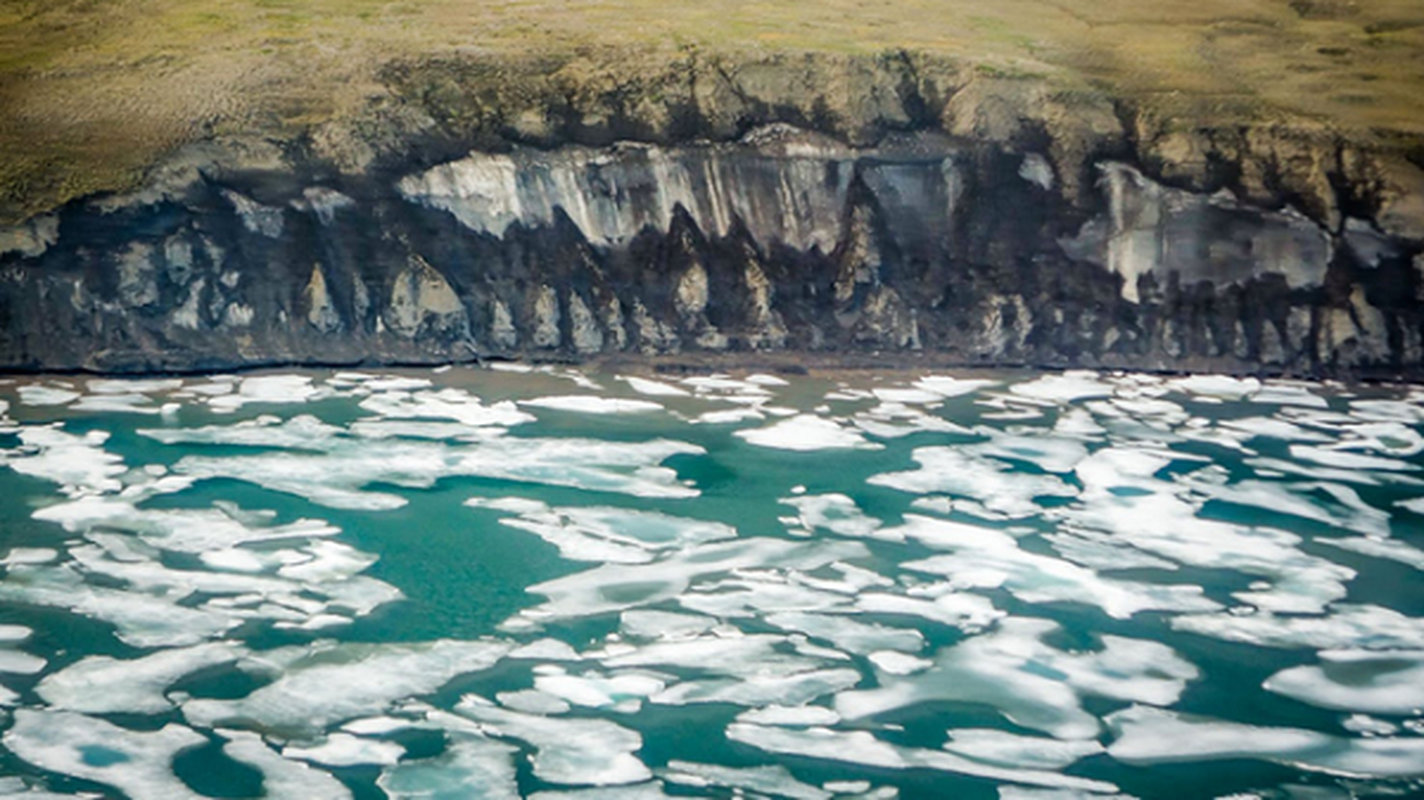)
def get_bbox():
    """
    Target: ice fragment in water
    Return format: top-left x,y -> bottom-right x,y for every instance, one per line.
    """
659,760 -> 832,800
220,729 -> 352,799
836,618 -> 1198,740
1106,705 -> 1424,778
726,723 -> 1118,792
37,643 -> 245,714
1263,650 -> 1424,715
4,710 -> 206,800
282,733 -> 407,767
378,733 -> 520,800
736,414 -> 881,451
521,396 -> 666,414
183,639 -> 511,735
454,698 -> 652,786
